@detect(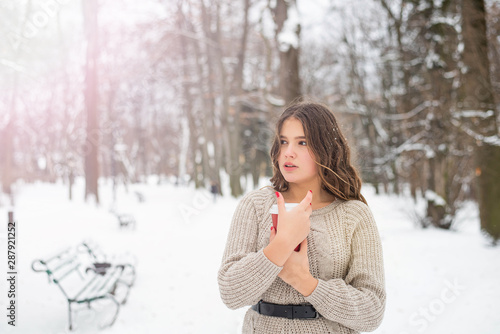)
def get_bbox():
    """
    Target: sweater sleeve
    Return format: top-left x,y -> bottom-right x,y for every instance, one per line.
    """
304,202 -> 386,332
218,193 -> 283,310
